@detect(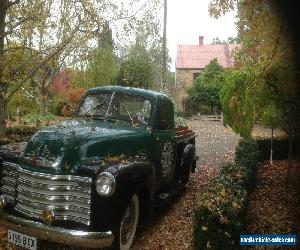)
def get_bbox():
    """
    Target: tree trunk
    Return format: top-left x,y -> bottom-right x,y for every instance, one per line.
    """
0,1 -> 9,136
39,94 -> 48,116
35,84 -> 47,116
